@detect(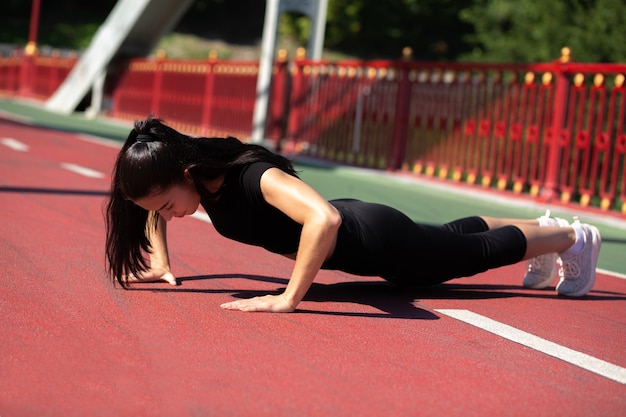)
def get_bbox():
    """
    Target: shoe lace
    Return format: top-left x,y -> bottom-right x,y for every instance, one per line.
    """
528,254 -> 550,272
562,254 -> 581,279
